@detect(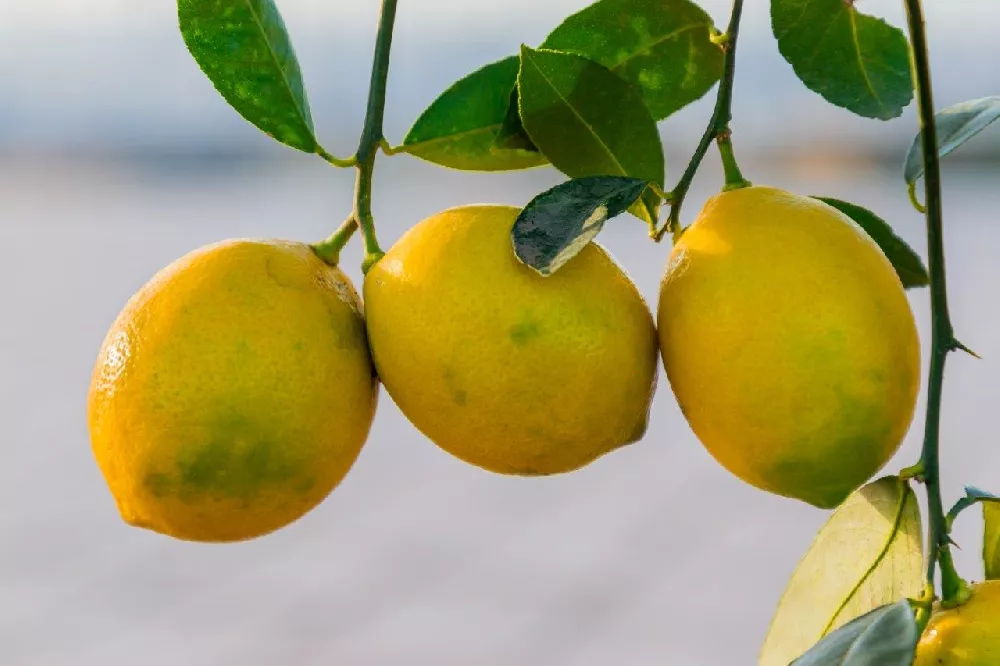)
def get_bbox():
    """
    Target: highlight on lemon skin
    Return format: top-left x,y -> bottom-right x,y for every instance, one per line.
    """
658,185 -> 921,508
87,239 -> 379,542
364,204 -> 658,477
915,581 -> 1000,665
